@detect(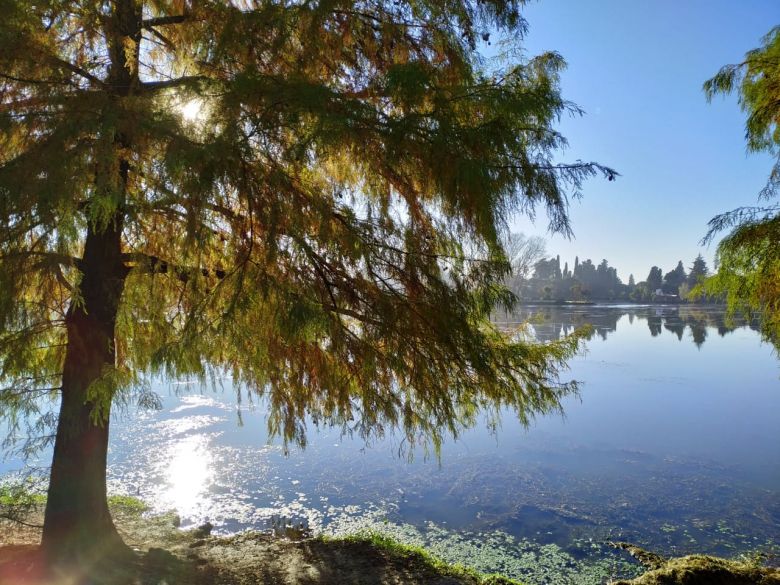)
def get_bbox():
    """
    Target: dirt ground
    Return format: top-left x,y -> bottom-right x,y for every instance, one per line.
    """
0,508 -> 495,585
